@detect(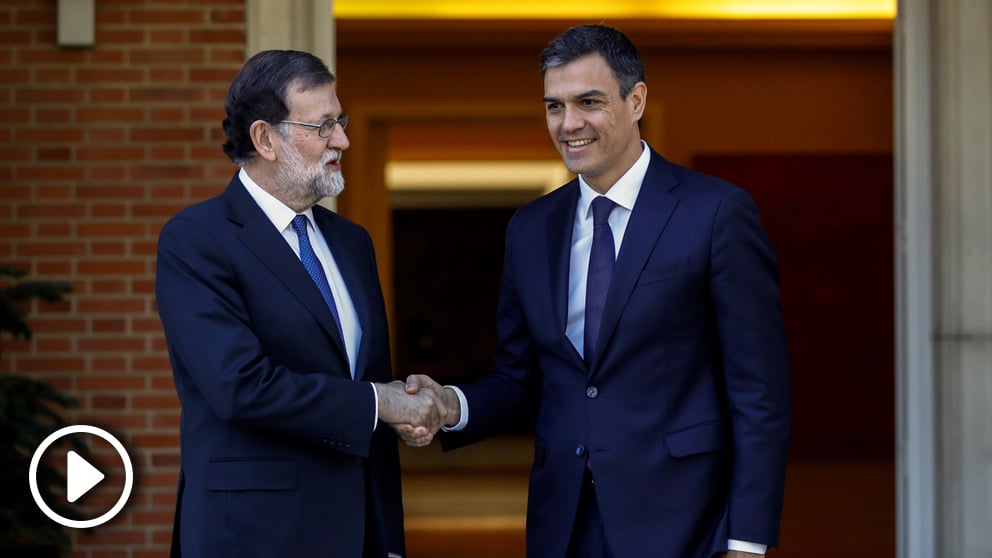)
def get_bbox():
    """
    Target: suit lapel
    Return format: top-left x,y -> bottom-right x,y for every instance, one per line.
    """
589,152 -> 680,372
223,178 -> 350,366
313,208 -> 374,380
547,181 -> 585,363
